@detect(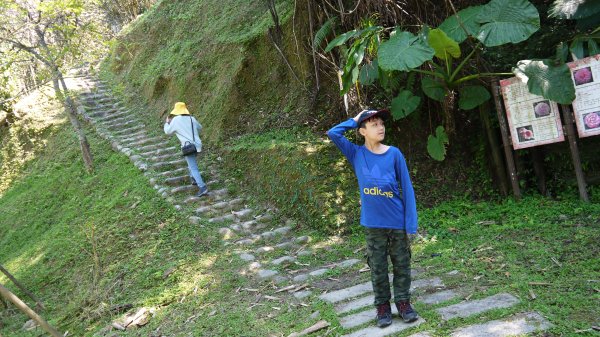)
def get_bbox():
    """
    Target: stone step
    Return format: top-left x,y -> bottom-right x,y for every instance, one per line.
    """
335,288 -> 460,315
340,304 -> 425,331
170,185 -> 198,195
209,208 -> 254,224
196,198 -> 244,215
183,188 -> 229,204
119,133 -> 149,144
291,259 -> 361,283
121,136 -> 162,148
342,318 -> 425,337
232,225 -> 291,244
113,125 -> 146,137
99,115 -> 137,126
146,153 -> 180,163
87,108 -> 119,118
436,293 -> 519,321
253,235 -> 309,255
114,129 -> 147,140
449,311 -> 552,337
104,119 -> 143,130
320,276 -> 442,304
150,158 -> 187,169
139,146 -> 179,158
